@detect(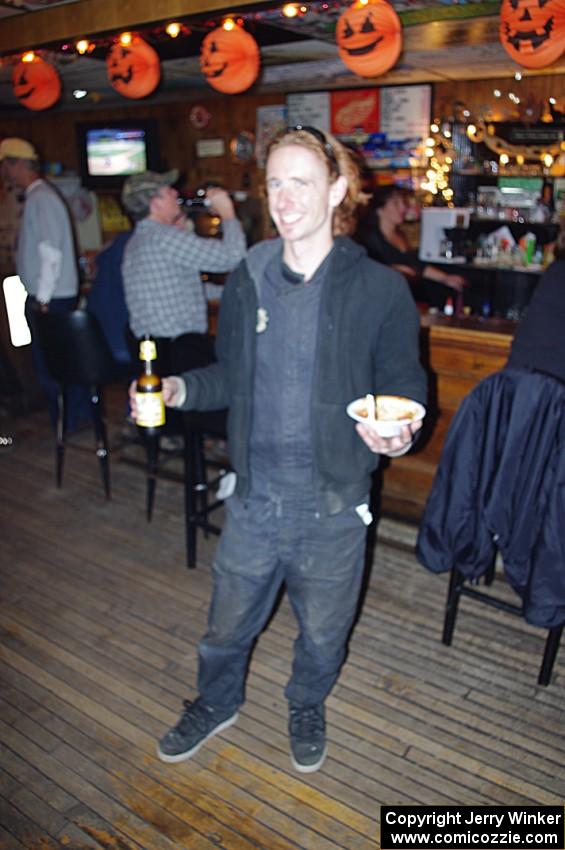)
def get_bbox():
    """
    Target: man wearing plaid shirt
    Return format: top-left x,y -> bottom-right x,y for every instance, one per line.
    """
121,169 -> 246,372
